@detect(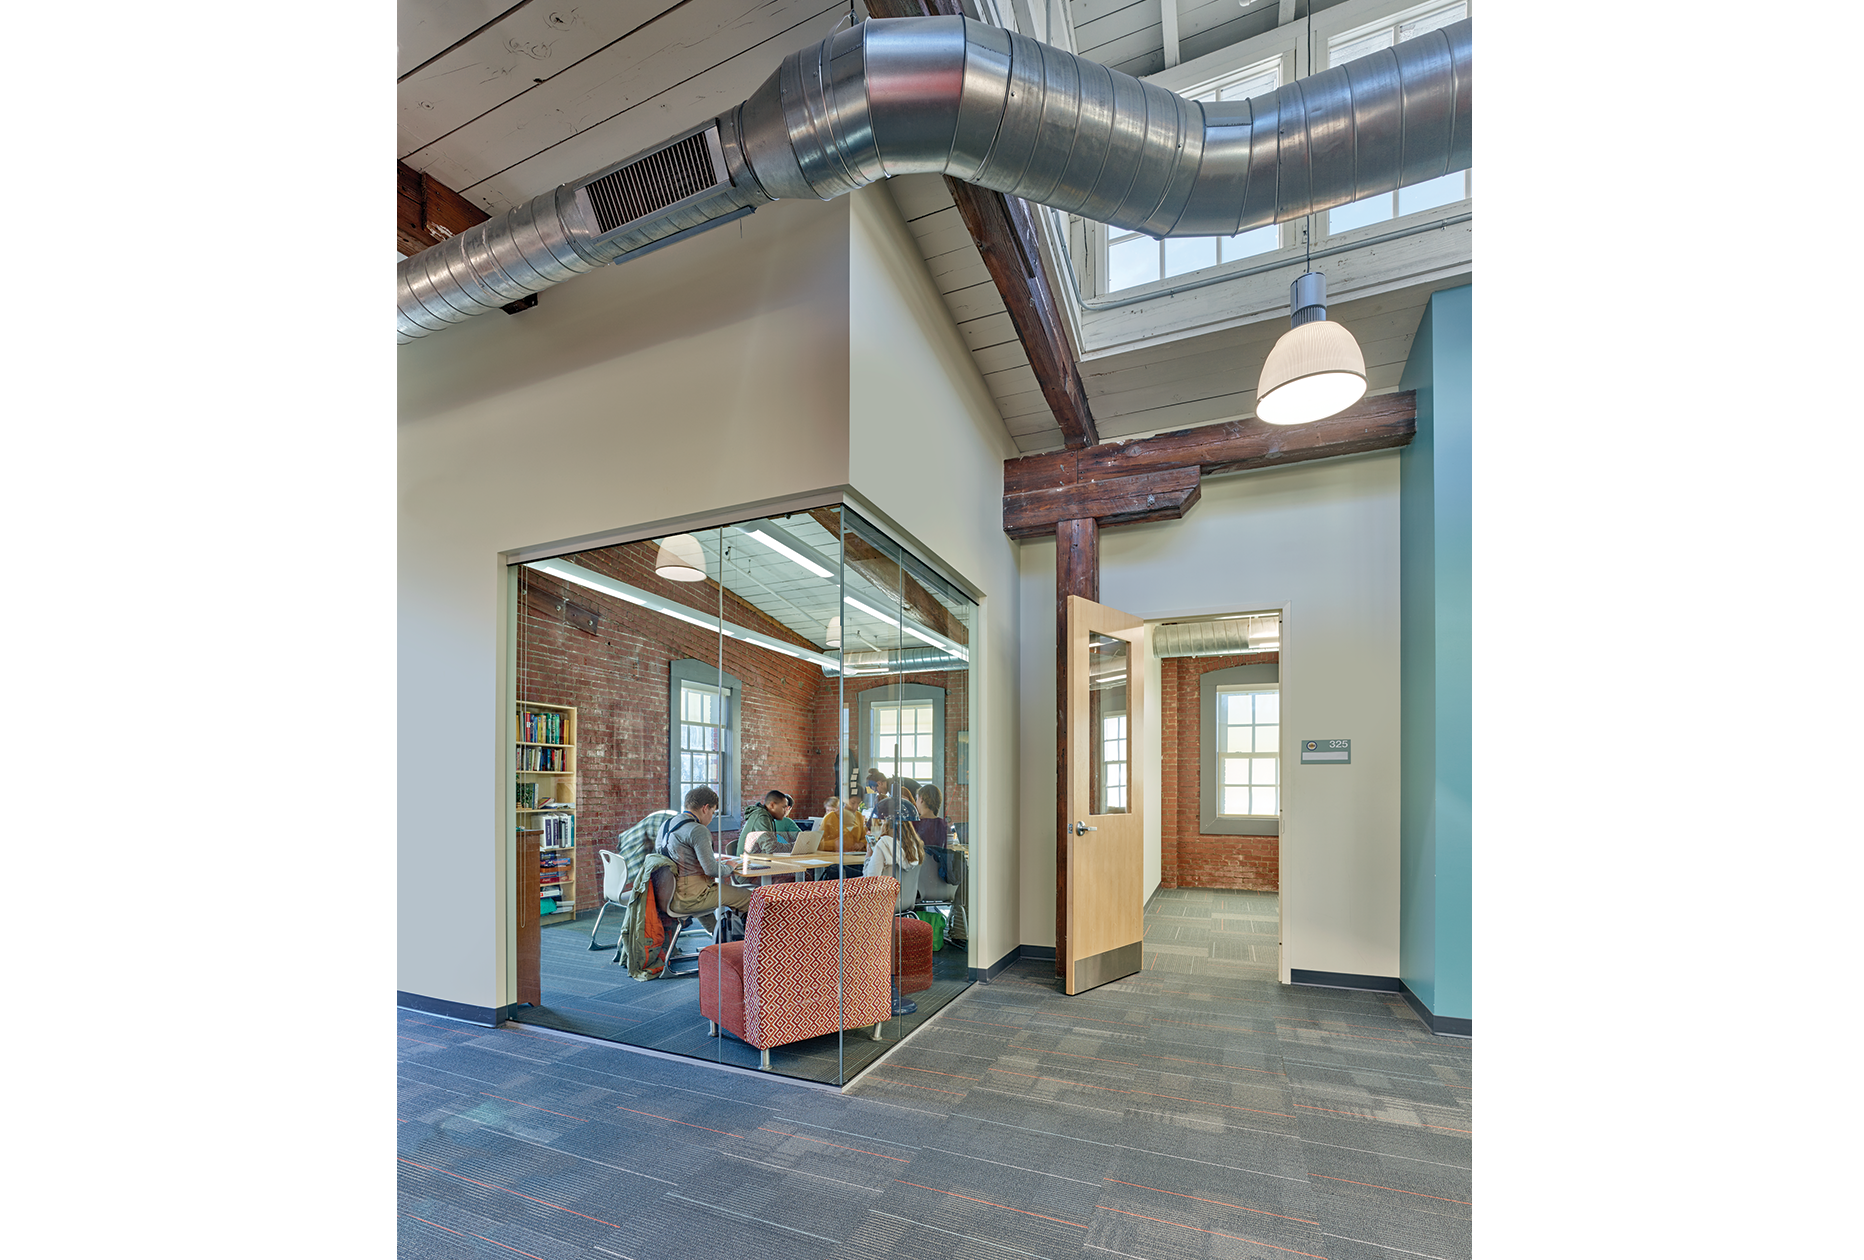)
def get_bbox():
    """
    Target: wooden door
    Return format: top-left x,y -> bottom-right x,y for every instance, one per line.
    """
1064,596 -> 1146,995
